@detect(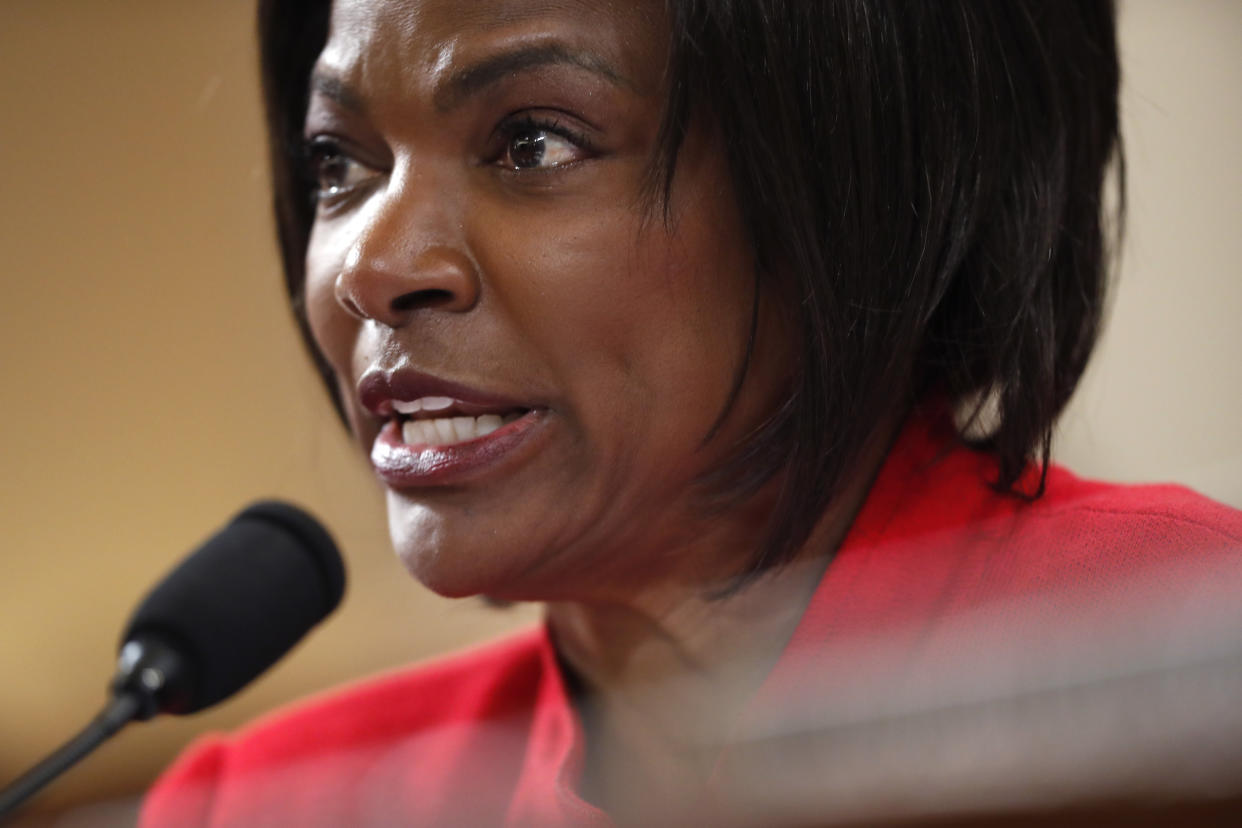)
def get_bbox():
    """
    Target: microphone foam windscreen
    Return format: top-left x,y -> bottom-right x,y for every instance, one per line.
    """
120,501 -> 346,713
